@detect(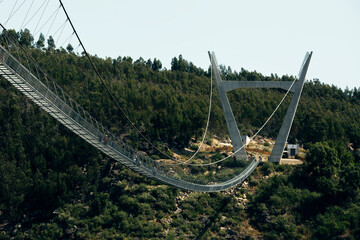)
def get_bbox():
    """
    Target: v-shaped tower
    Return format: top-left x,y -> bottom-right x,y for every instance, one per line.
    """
208,52 -> 312,163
